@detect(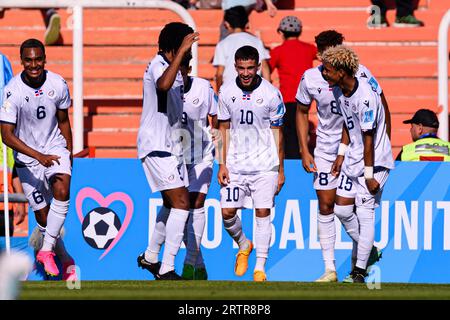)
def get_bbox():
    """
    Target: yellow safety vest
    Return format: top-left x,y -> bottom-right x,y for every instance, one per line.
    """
401,137 -> 450,161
